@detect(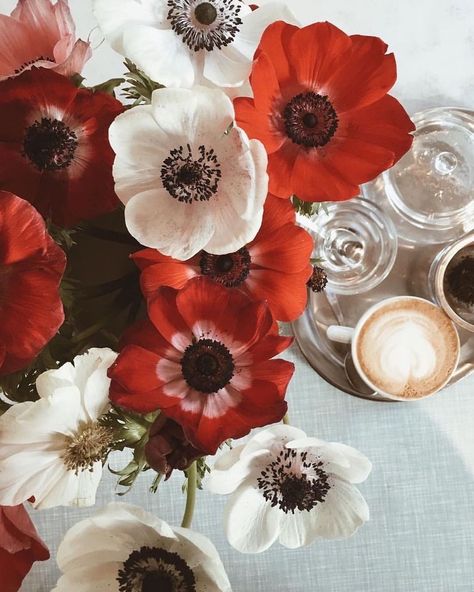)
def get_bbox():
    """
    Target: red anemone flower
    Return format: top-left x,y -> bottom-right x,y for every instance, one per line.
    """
0,504 -> 49,592
234,21 -> 415,202
0,67 -> 123,226
0,191 -> 66,375
133,195 -> 313,322
108,277 -> 294,453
